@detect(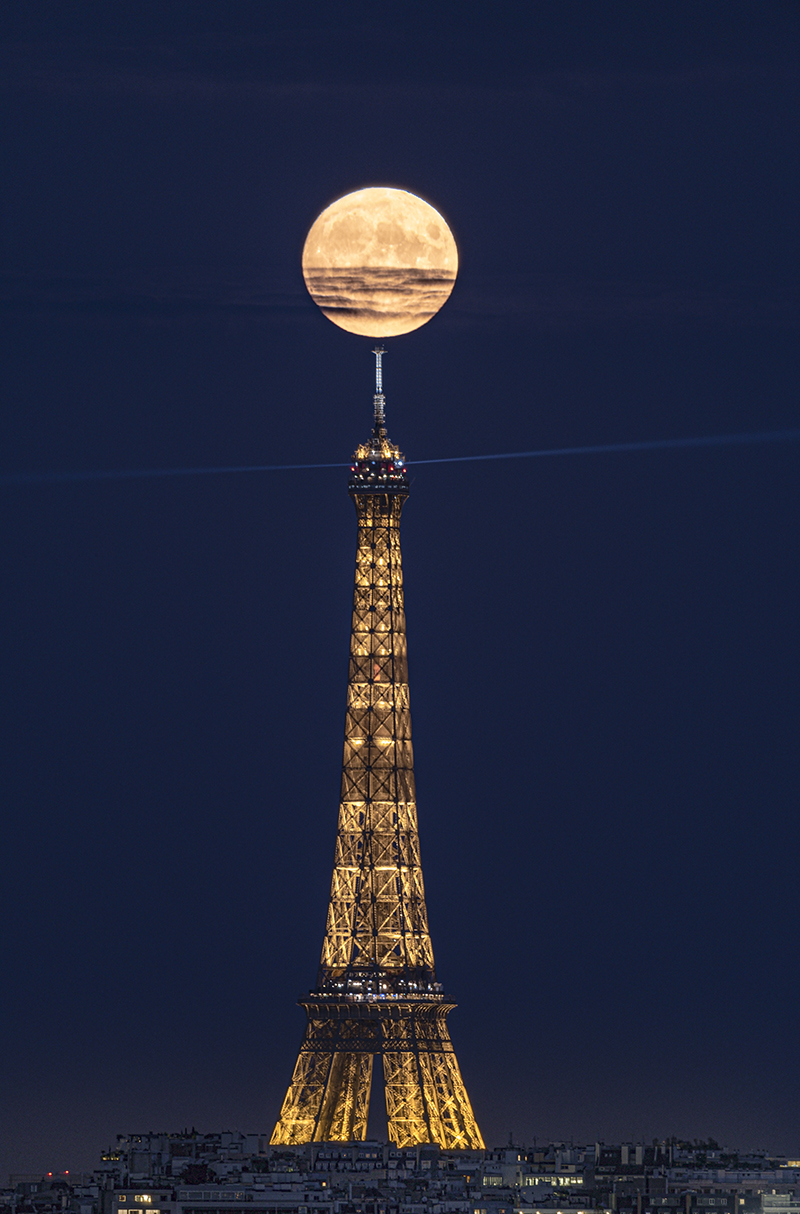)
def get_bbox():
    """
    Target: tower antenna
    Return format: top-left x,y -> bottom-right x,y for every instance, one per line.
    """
373,346 -> 386,437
